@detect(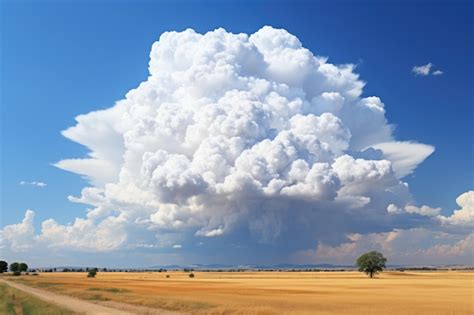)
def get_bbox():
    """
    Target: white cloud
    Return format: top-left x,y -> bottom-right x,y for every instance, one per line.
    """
0,209 -> 127,253
405,204 -> 441,217
386,203 -> 441,217
439,191 -> 474,227
173,244 -> 182,249
293,228 -> 474,265
412,63 -> 443,76
412,63 -> 433,76
0,209 -> 36,251
371,141 -> 434,178
38,214 -> 128,251
1,27 -> 465,265
20,181 -> 47,187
